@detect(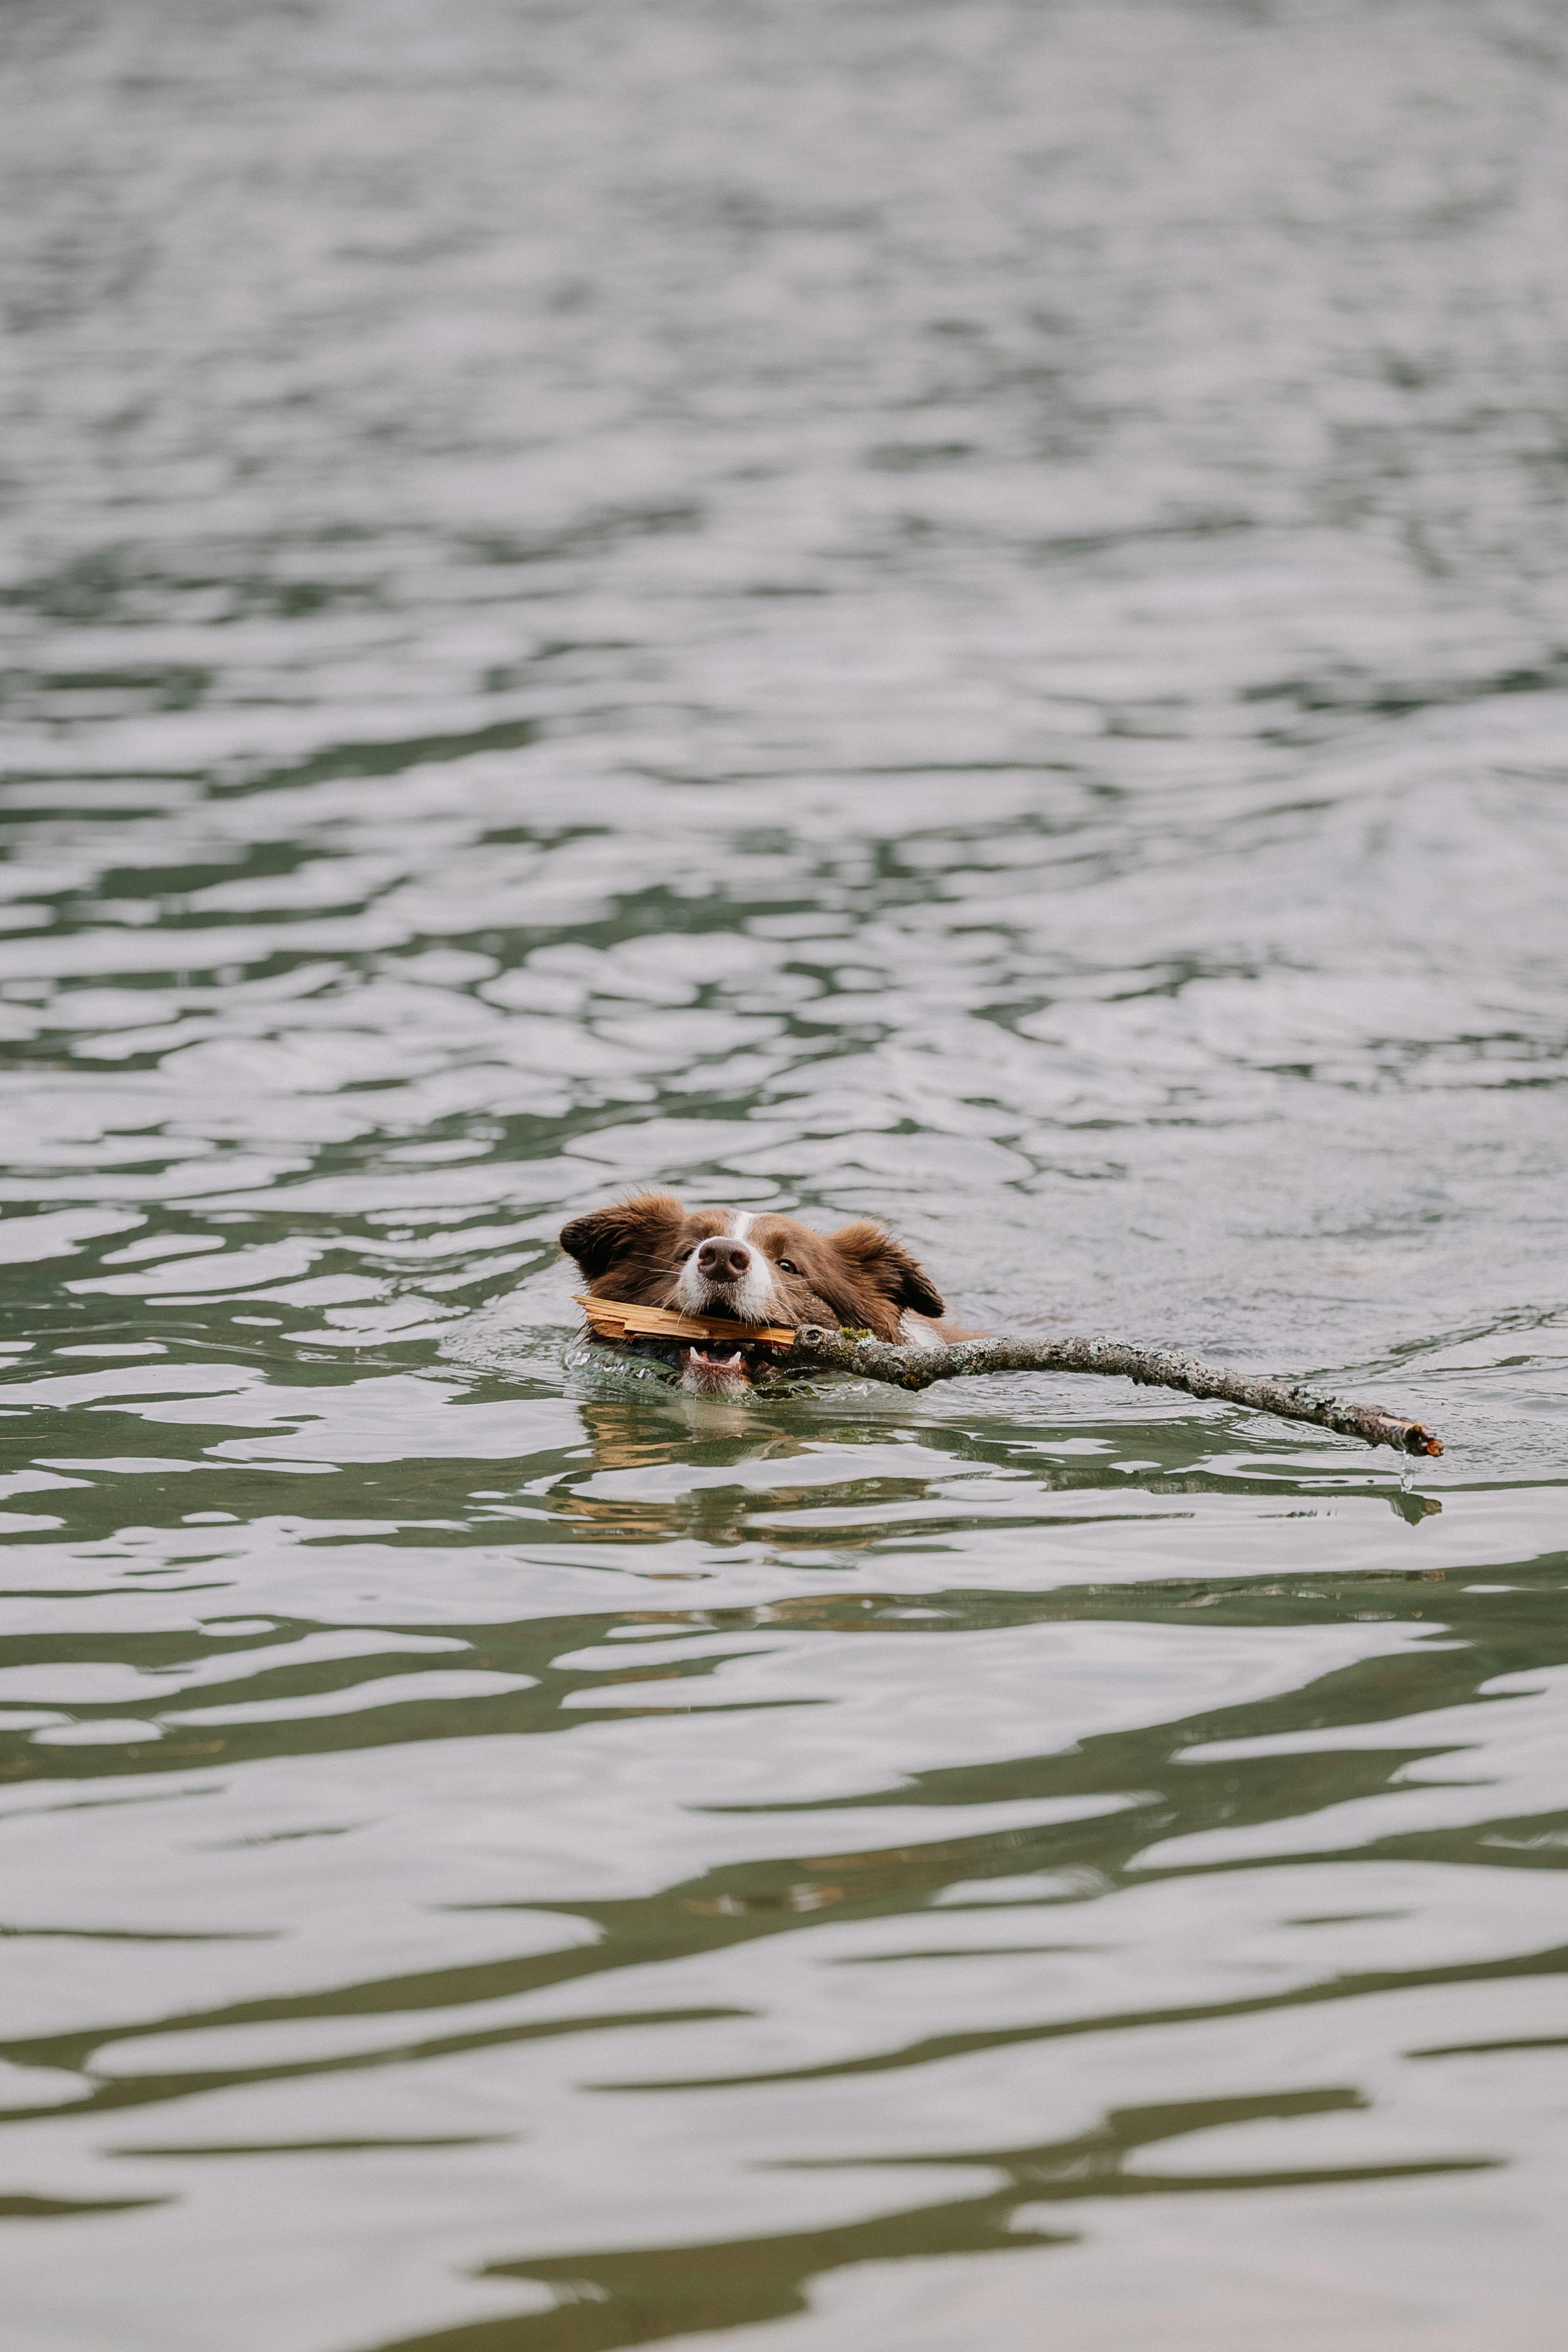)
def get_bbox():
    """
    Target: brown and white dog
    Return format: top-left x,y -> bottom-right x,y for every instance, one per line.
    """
560,1193 -> 949,1395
